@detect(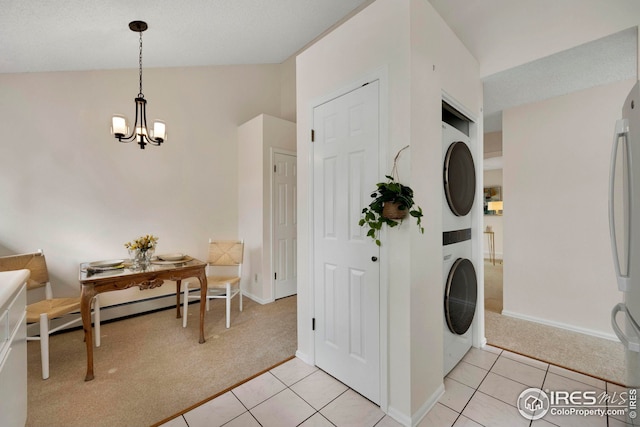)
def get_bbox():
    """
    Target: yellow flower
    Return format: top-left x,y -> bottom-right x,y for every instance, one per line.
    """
124,235 -> 158,252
